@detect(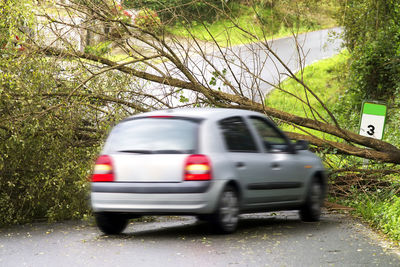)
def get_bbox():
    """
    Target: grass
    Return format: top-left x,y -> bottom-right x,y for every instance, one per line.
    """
265,50 -> 349,136
169,18 -> 320,47
168,2 -> 338,46
336,186 -> 400,243
264,50 -> 362,171
359,196 -> 400,242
